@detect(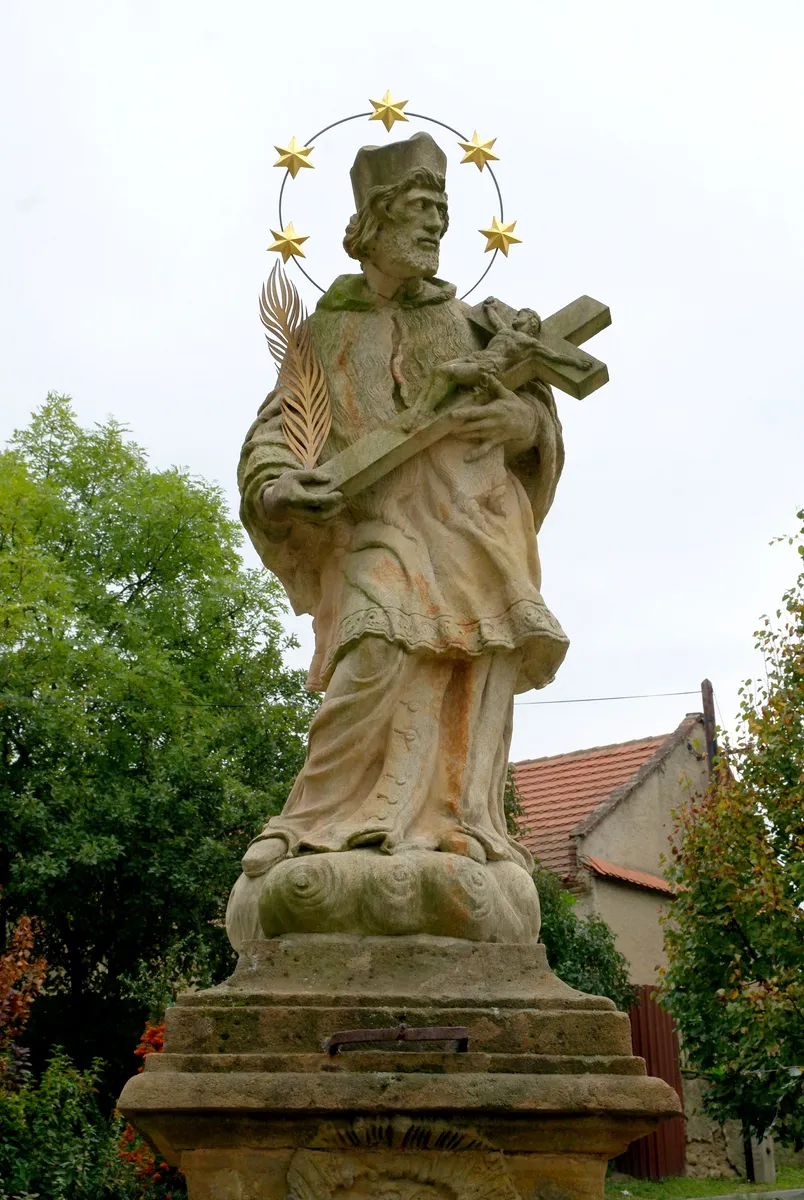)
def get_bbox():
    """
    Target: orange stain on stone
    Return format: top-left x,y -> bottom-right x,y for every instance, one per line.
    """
441,663 -> 472,817
371,557 -> 406,587
411,571 -> 441,618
